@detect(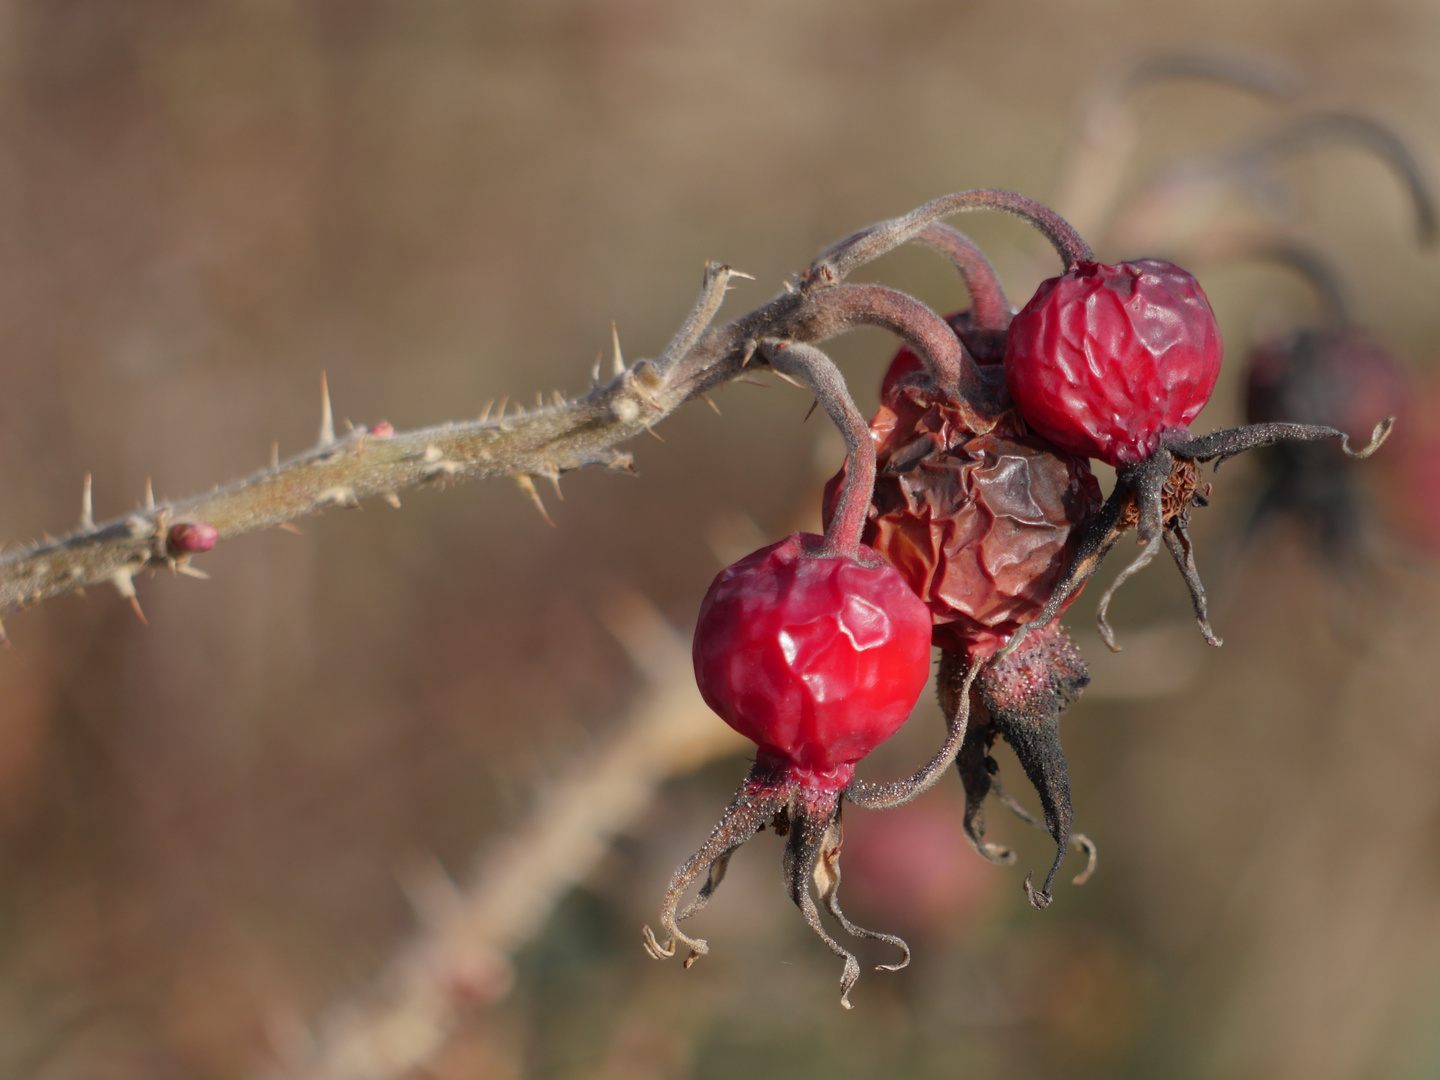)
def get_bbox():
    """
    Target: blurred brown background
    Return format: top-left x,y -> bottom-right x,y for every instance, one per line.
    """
1,1 -> 1439,1077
